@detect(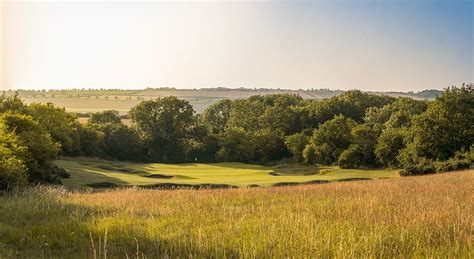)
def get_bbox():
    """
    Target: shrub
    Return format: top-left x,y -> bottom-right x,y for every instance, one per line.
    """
434,157 -> 471,173
399,158 -> 436,176
337,144 -> 363,169
285,133 -> 310,163
0,112 -> 60,184
0,146 -> 28,191
302,144 -> 317,164
51,165 -> 70,179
